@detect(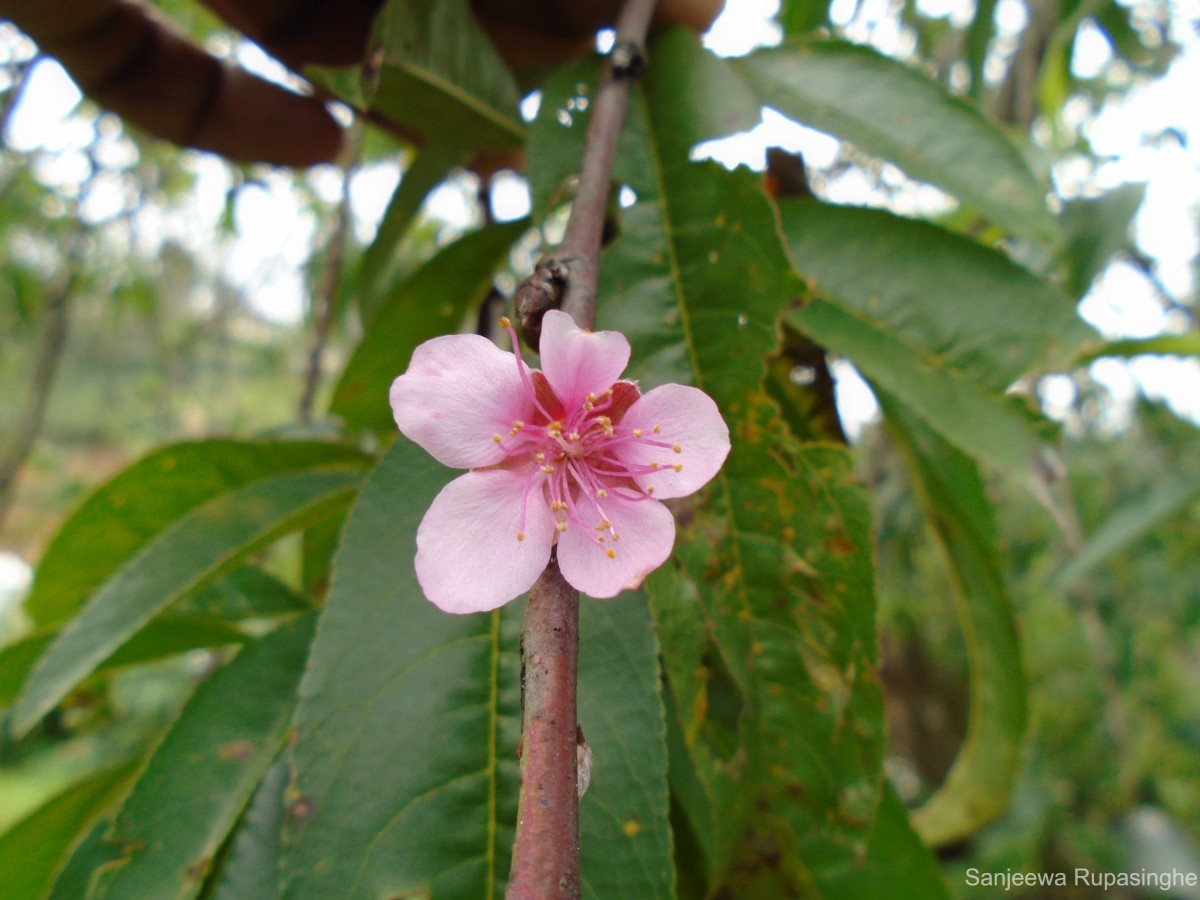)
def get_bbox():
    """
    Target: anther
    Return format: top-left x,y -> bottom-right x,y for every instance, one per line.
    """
493,434 -> 502,443
672,464 -> 683,472
517,531 -> 525,542
647,486 -> 655,495
557,522 -> 568,533
672,444 -> 681,453
633,428 -> 642,438
597,489 -> 607,498
500,316 -> 512,328
650,462 -> 658,470
536,451 -> 546,461
605,548 -> 616,559
653,424 -> 662,433
542,465 -> 554,474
